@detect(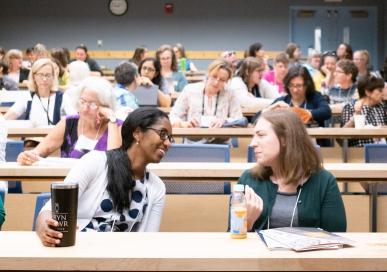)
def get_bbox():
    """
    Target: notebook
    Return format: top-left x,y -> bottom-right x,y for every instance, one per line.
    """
133,85 -> 158,107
